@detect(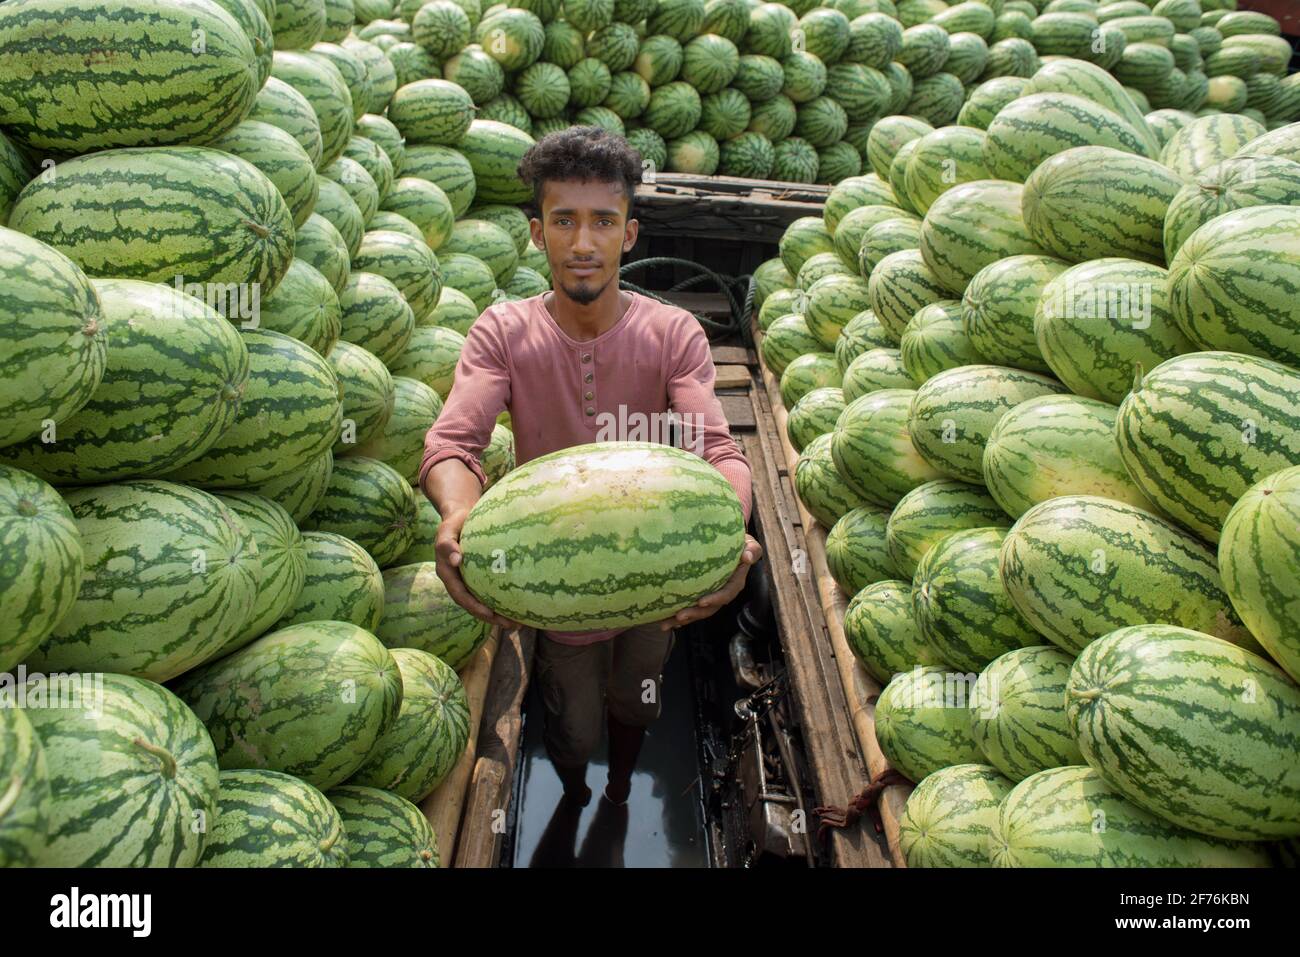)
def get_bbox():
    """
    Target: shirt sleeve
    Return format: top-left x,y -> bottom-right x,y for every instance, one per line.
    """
666,315 -> 754,525
417,311 -> 512,493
